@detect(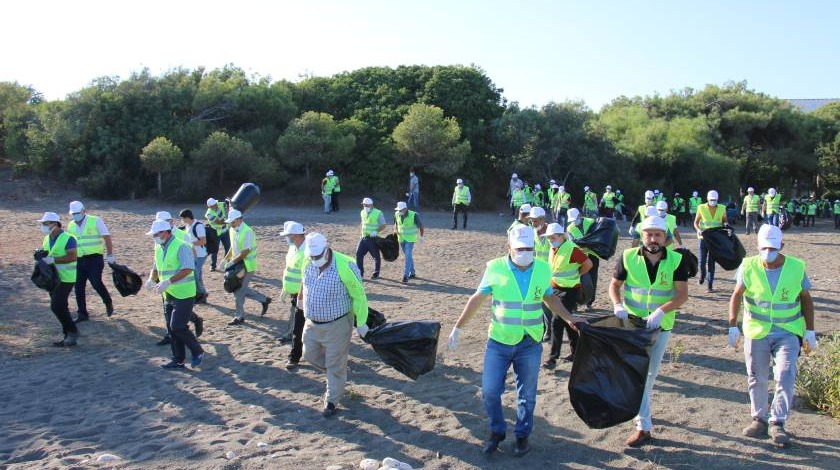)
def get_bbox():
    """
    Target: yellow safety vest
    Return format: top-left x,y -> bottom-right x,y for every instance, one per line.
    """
555,192 -> 571,210
282,245 -> 306,294
621,248 -> 683,331
834,202 -> 840,215
512,188 -> 525,207
602,191 -> 616,208
395,210 -> 419,243
154,236 -> 196,299
453,186 -> 470,205
637,204 -> 650,220
764,194 -> 781,214
231,222 -> 258,272
744,194 -> 760,213
533,228 -> 551,261
330,175 -> 341,192
741,255 -> 806,339
360,208 -> 383,237
485,257 -> 551,345
42,231 -> 77,283
697,203 -> 724,232
549,240 -> 582,288
68,215 -> 105,256
664,213 -> 678,233
689,197 -> 702,213
332,250 -> 368,325
205,203 -> 228,233
583,191 -> 597,209
322,177 -> 335,195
